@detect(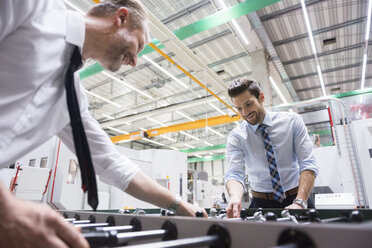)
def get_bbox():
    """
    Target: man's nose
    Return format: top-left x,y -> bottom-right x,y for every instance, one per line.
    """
130,56 -> 137,67
242,108 -> 248,116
